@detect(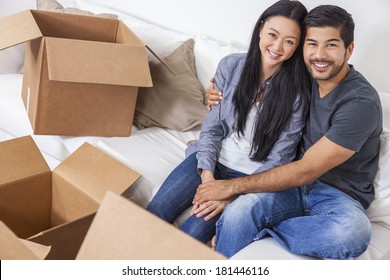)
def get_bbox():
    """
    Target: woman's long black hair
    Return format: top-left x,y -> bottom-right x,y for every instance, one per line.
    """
233,0 -> 311,161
